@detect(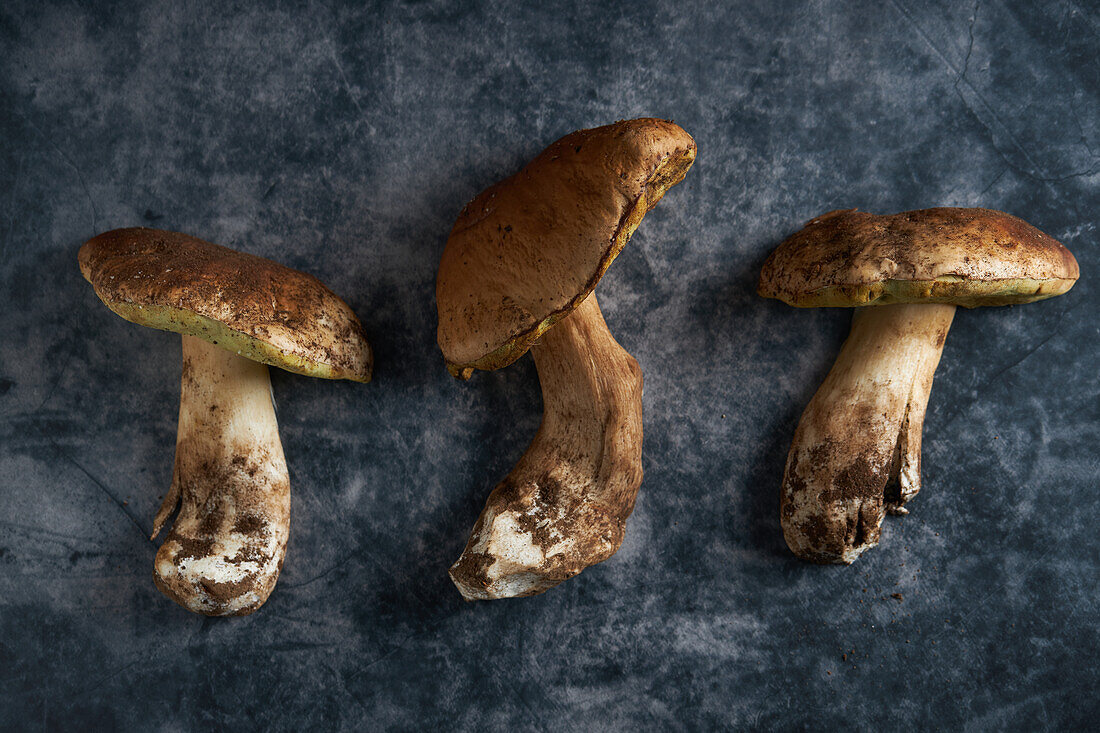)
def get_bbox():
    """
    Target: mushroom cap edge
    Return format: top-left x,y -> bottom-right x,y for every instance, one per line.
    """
436,117 -> 697,378
758,207 -> 1079,308
79,227 -> 372,382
